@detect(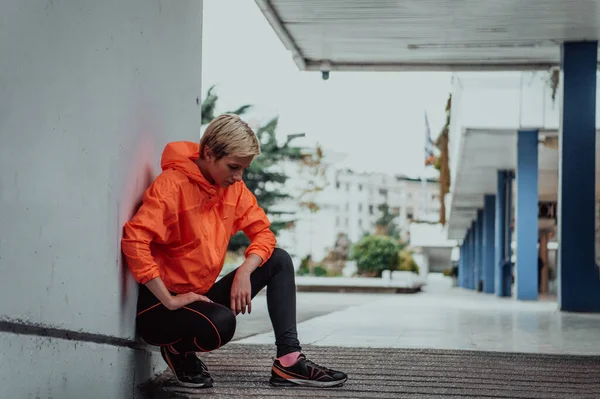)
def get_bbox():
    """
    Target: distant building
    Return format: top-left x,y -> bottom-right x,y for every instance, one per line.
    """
273,150 -> 441,263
